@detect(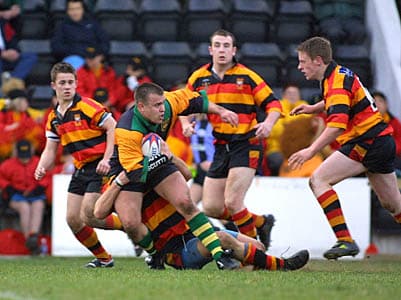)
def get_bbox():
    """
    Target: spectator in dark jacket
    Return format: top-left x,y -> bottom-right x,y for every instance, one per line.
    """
50,0 -> 110,70
0,18 -> 37,84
